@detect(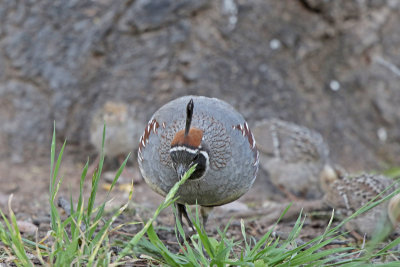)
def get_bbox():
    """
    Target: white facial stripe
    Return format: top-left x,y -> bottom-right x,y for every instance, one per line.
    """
169,146 -> 199,154
187,150 -> 210,180
200,150 -> 209,172
199,150 -> 209,160
170,146 -> 210,169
